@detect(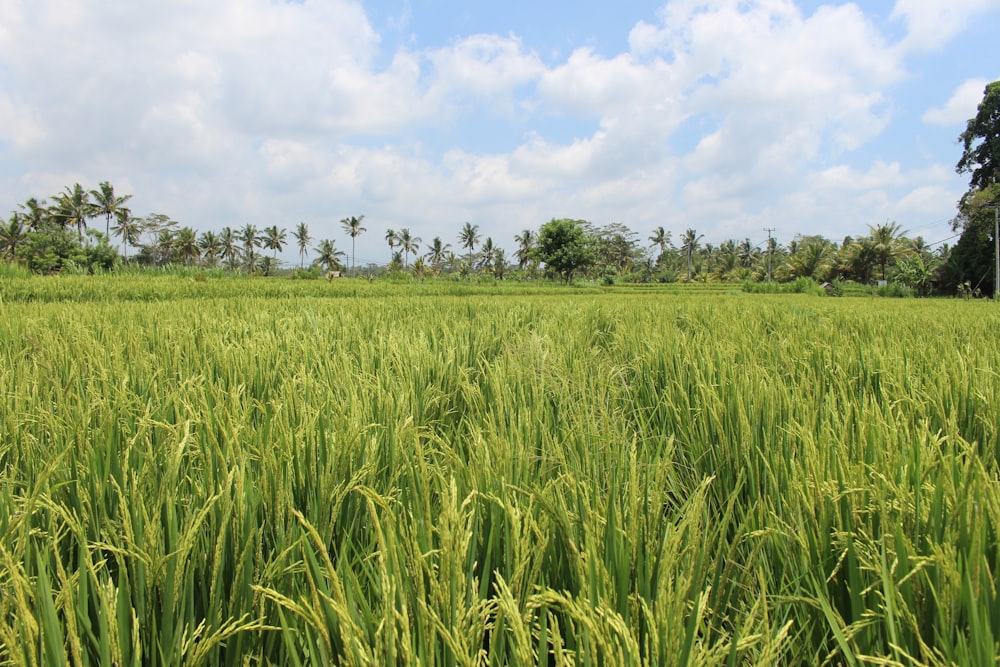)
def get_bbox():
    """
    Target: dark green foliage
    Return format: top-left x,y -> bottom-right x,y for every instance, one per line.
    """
532,218 -> 595,282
